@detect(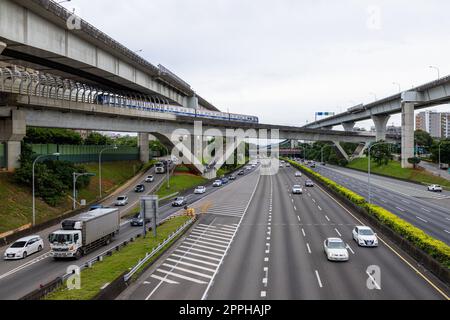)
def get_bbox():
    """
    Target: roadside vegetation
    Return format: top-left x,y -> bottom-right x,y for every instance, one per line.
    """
45,215 -> 190,300
157,166 -> 207,199
347,158 -> 450,189
284,158 -> 450,269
